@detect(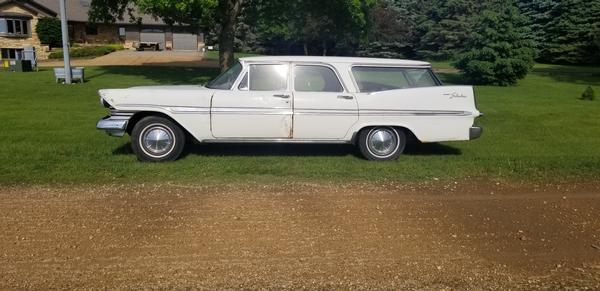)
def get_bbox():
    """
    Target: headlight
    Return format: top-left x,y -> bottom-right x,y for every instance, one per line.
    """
98,90 -> 110,107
